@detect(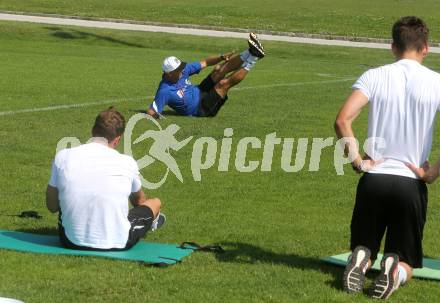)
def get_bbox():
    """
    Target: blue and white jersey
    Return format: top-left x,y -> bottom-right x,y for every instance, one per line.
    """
150,62 -> 202,116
